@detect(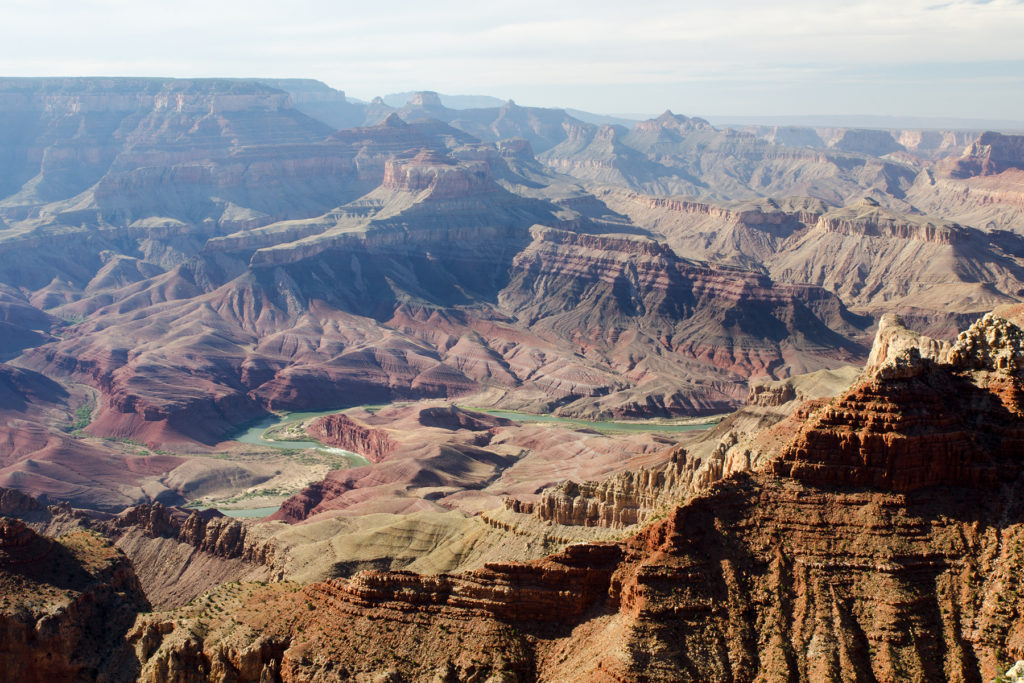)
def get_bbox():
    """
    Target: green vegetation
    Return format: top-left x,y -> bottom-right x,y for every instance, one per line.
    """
100,436 -> 174,456
65,399 -> 95,434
